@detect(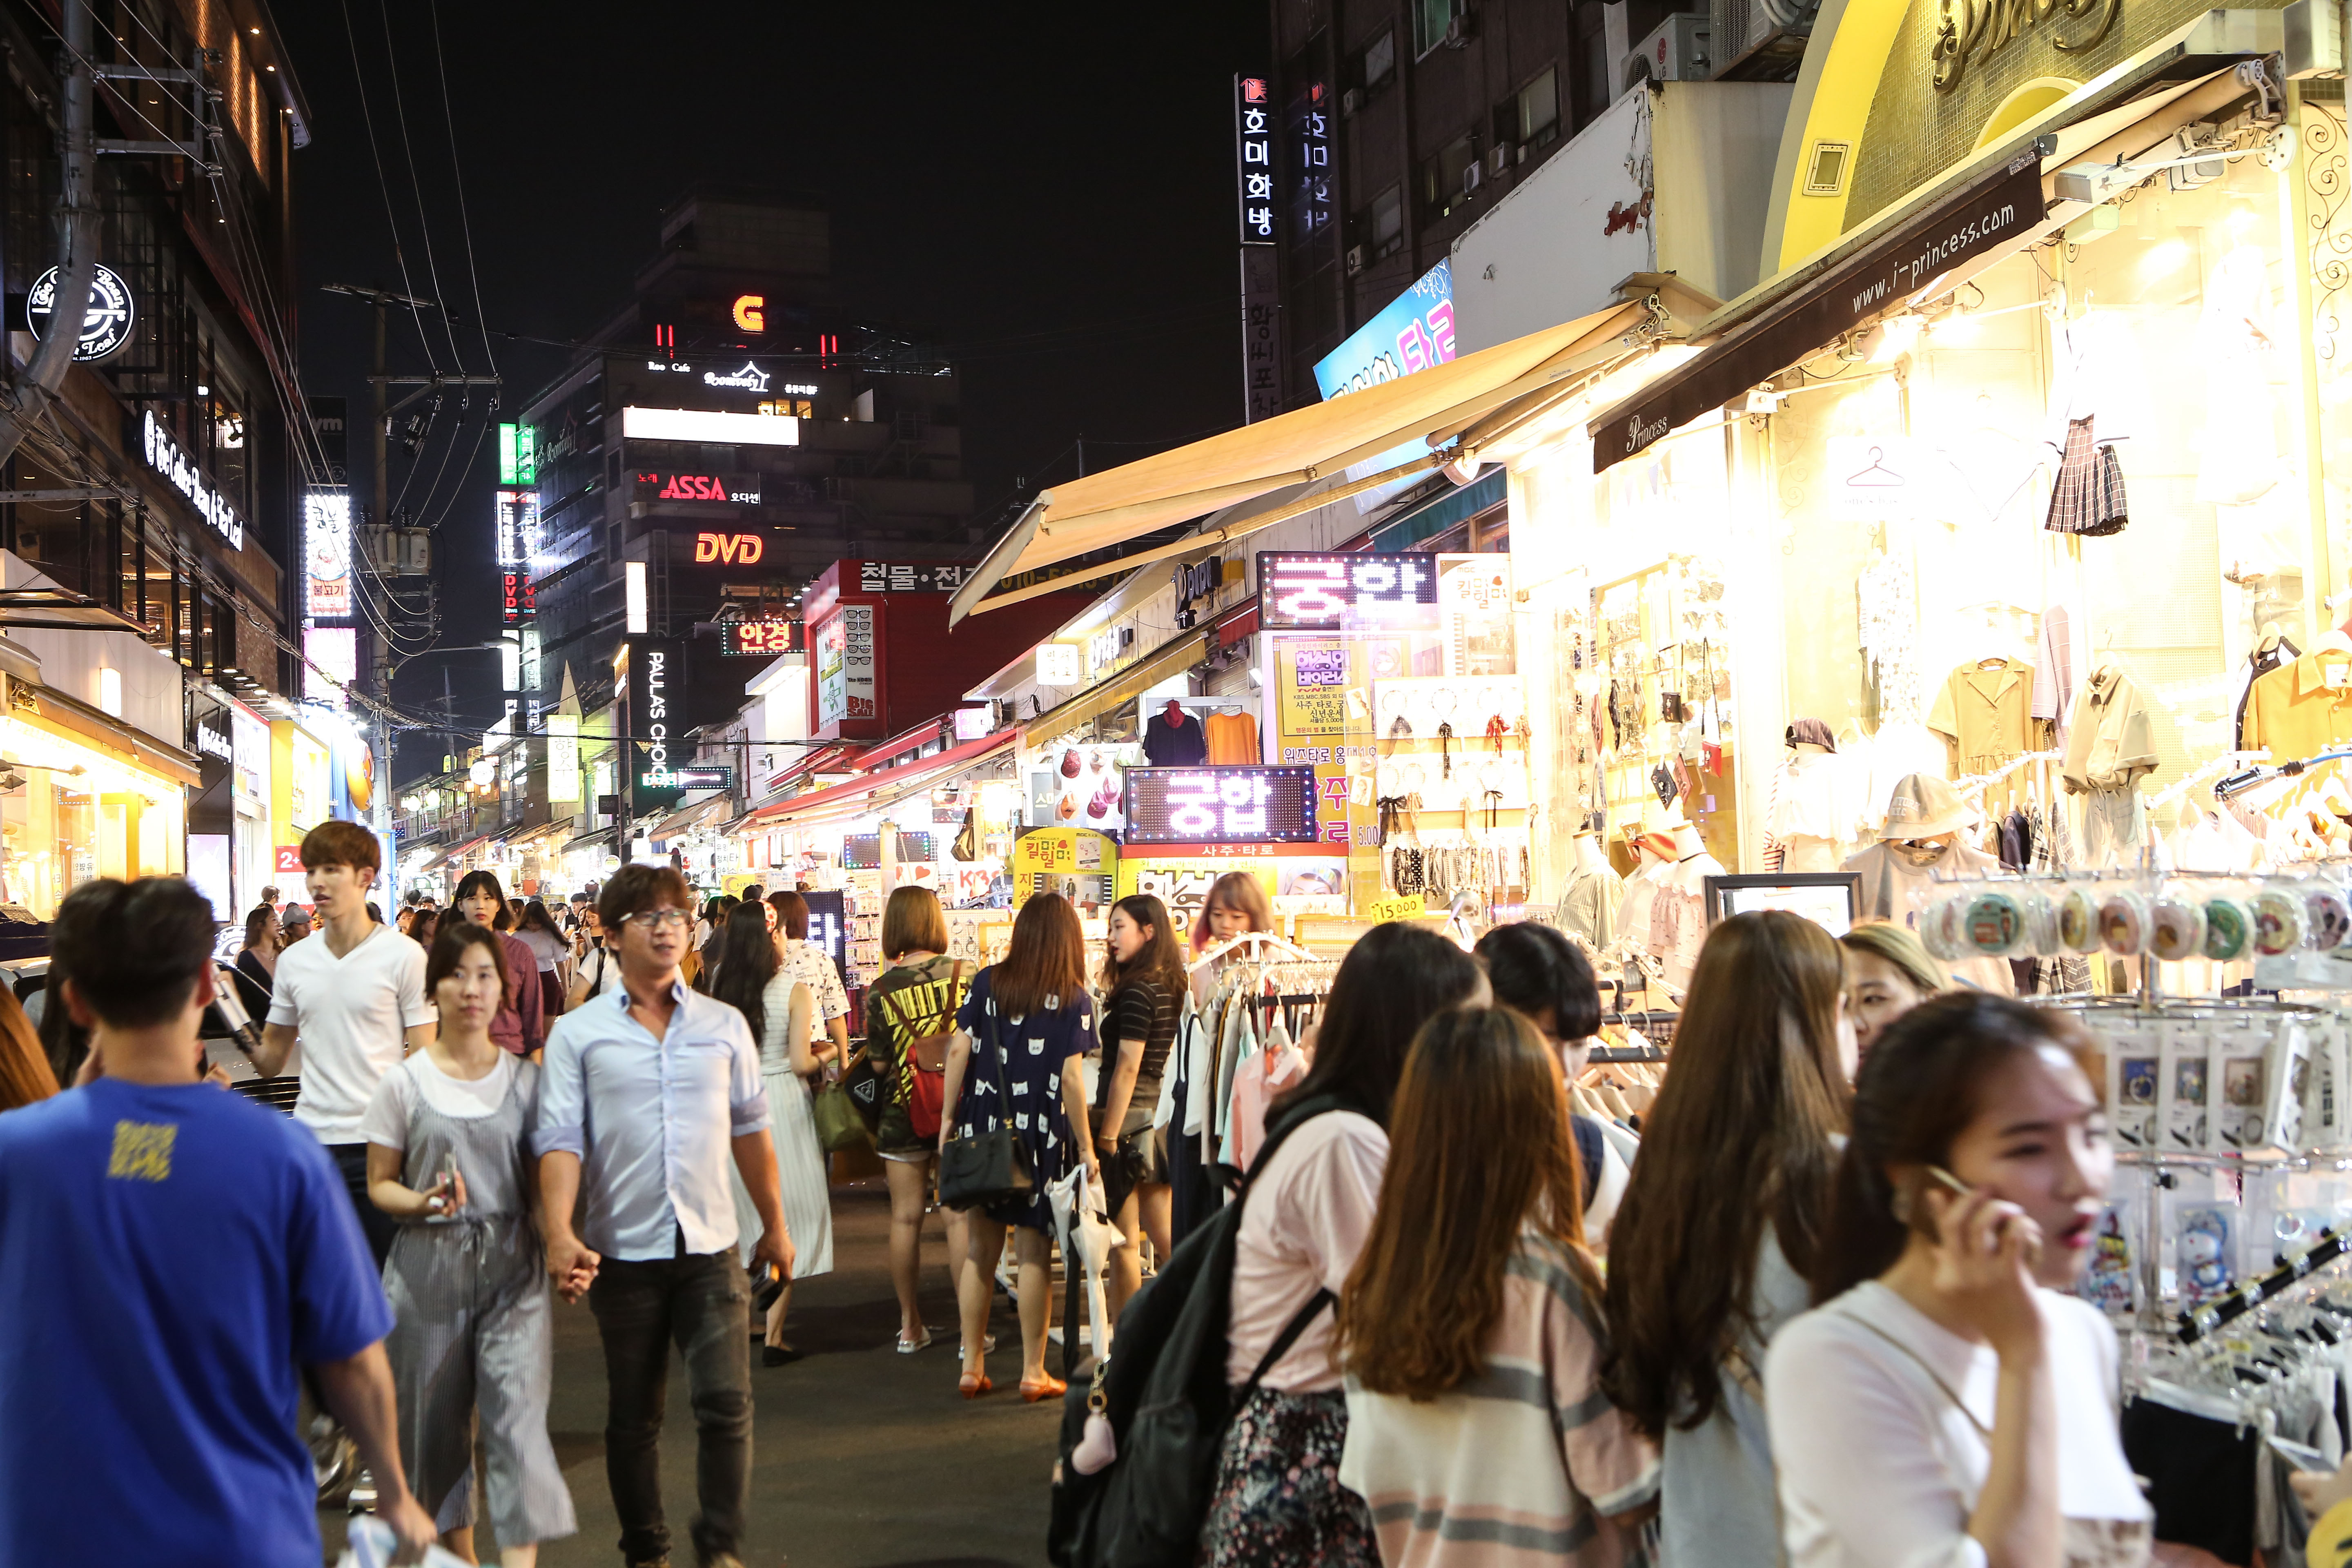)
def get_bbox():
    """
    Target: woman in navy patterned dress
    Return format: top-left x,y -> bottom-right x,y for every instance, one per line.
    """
938,893 -> 1099,1403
